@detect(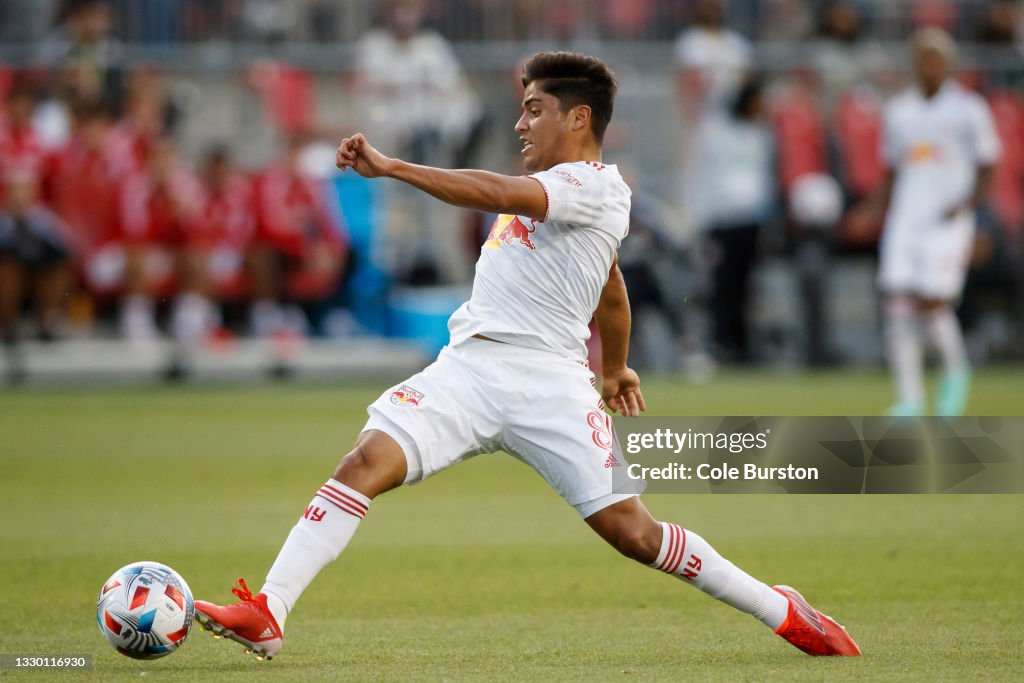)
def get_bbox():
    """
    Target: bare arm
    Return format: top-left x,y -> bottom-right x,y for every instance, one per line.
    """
336,133 -> 548,220
594,255 -> 646,417
966,164 -> 994,212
